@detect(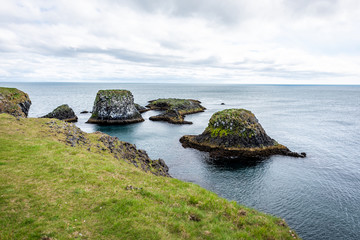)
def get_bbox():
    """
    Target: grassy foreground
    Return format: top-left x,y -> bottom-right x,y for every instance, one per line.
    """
0,114 -> 299,240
